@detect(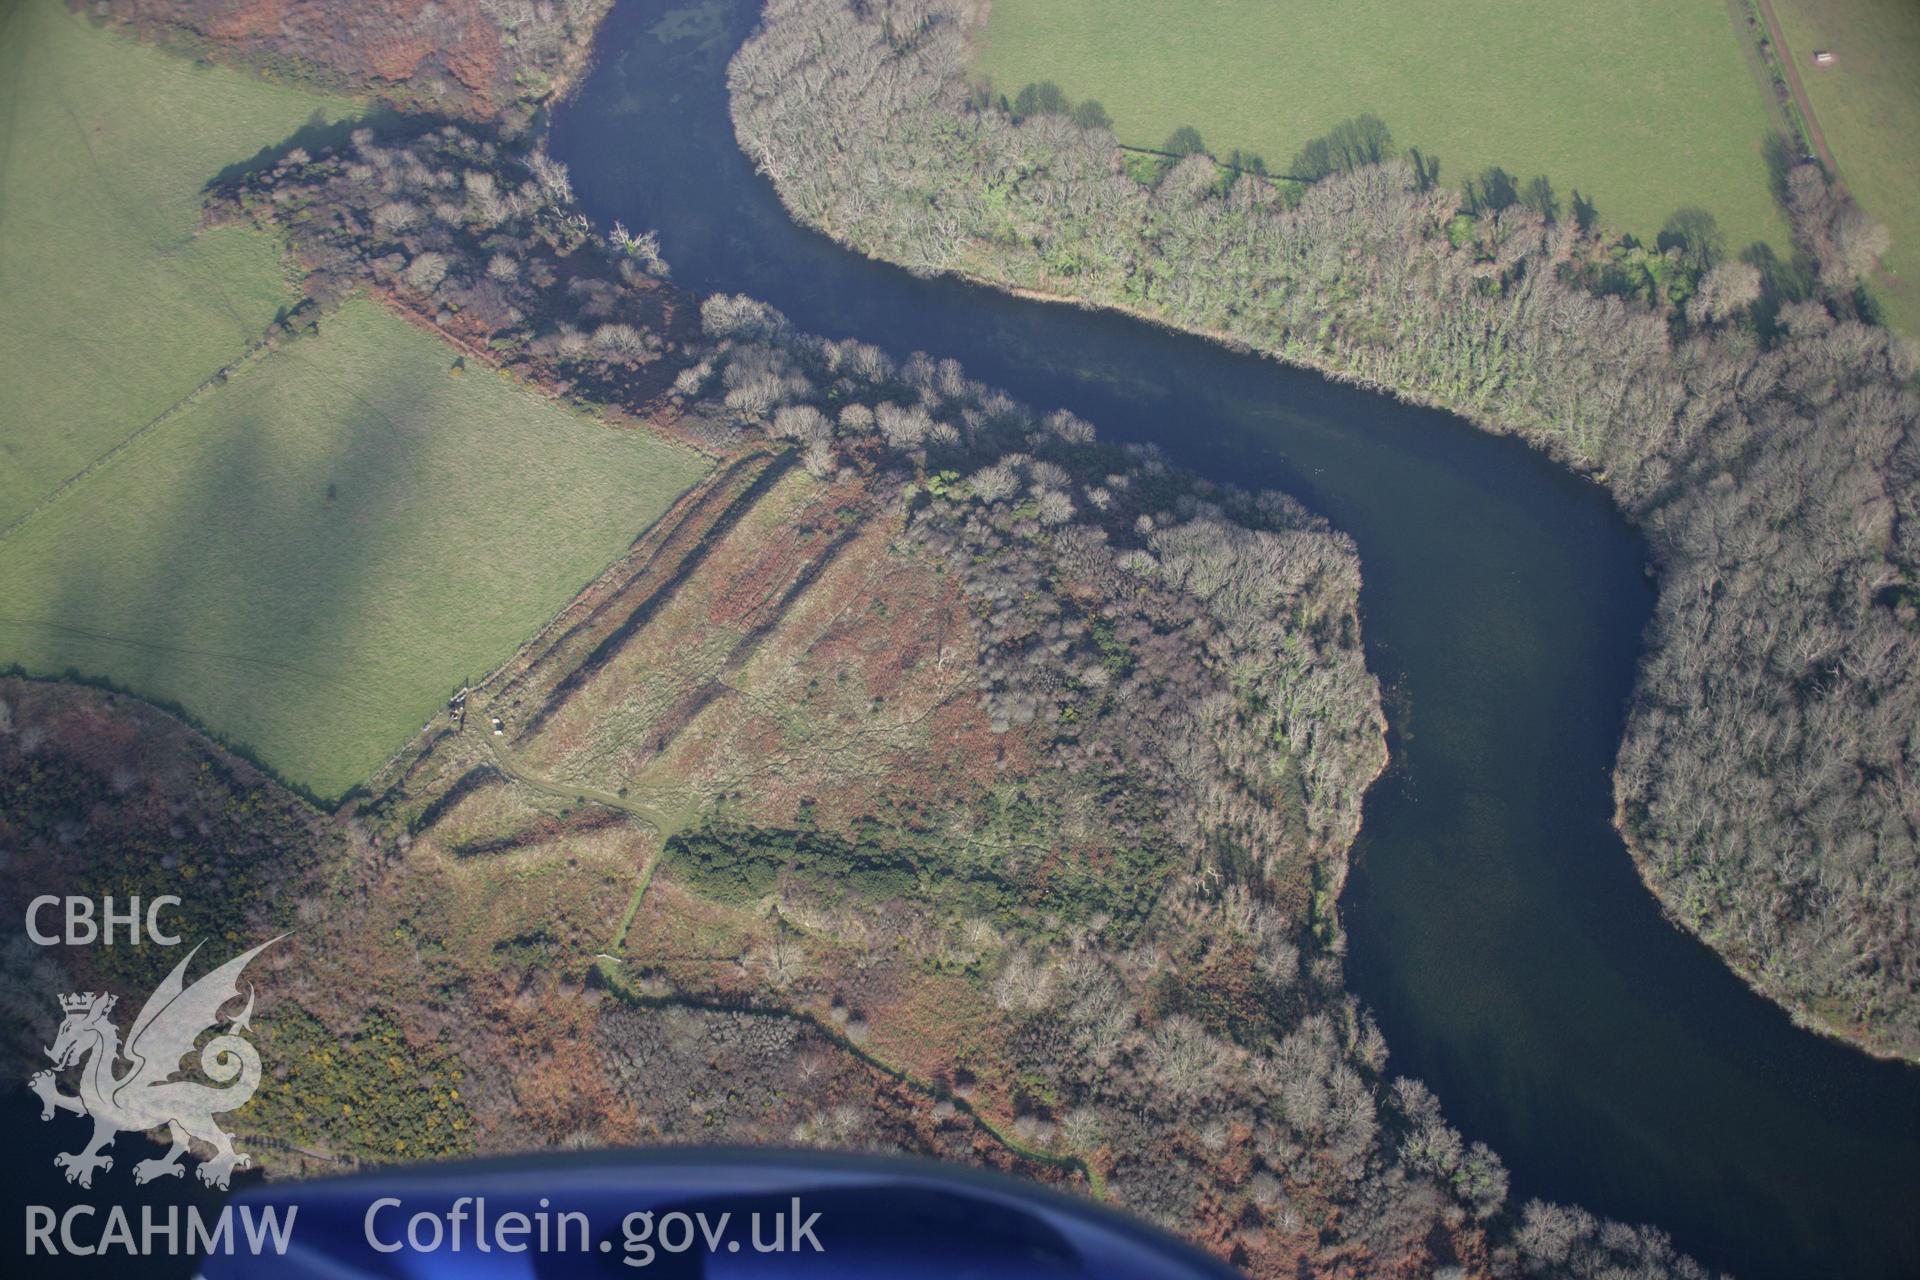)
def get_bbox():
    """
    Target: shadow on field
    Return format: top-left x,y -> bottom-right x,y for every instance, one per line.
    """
208,106 -> 412,189
43,312 -> 445,808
